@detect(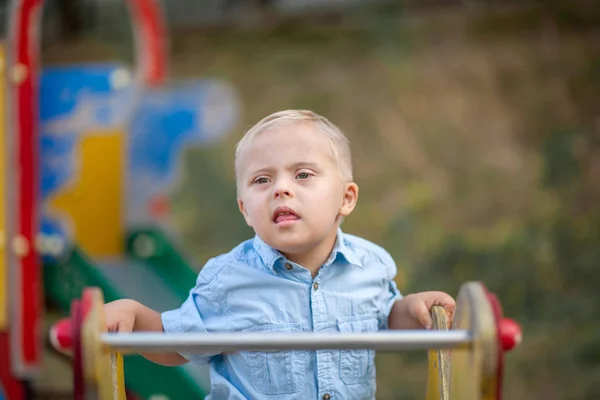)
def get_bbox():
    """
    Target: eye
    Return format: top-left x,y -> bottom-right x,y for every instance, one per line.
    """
253,177 -> 270,184
296,172 -> 311,180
